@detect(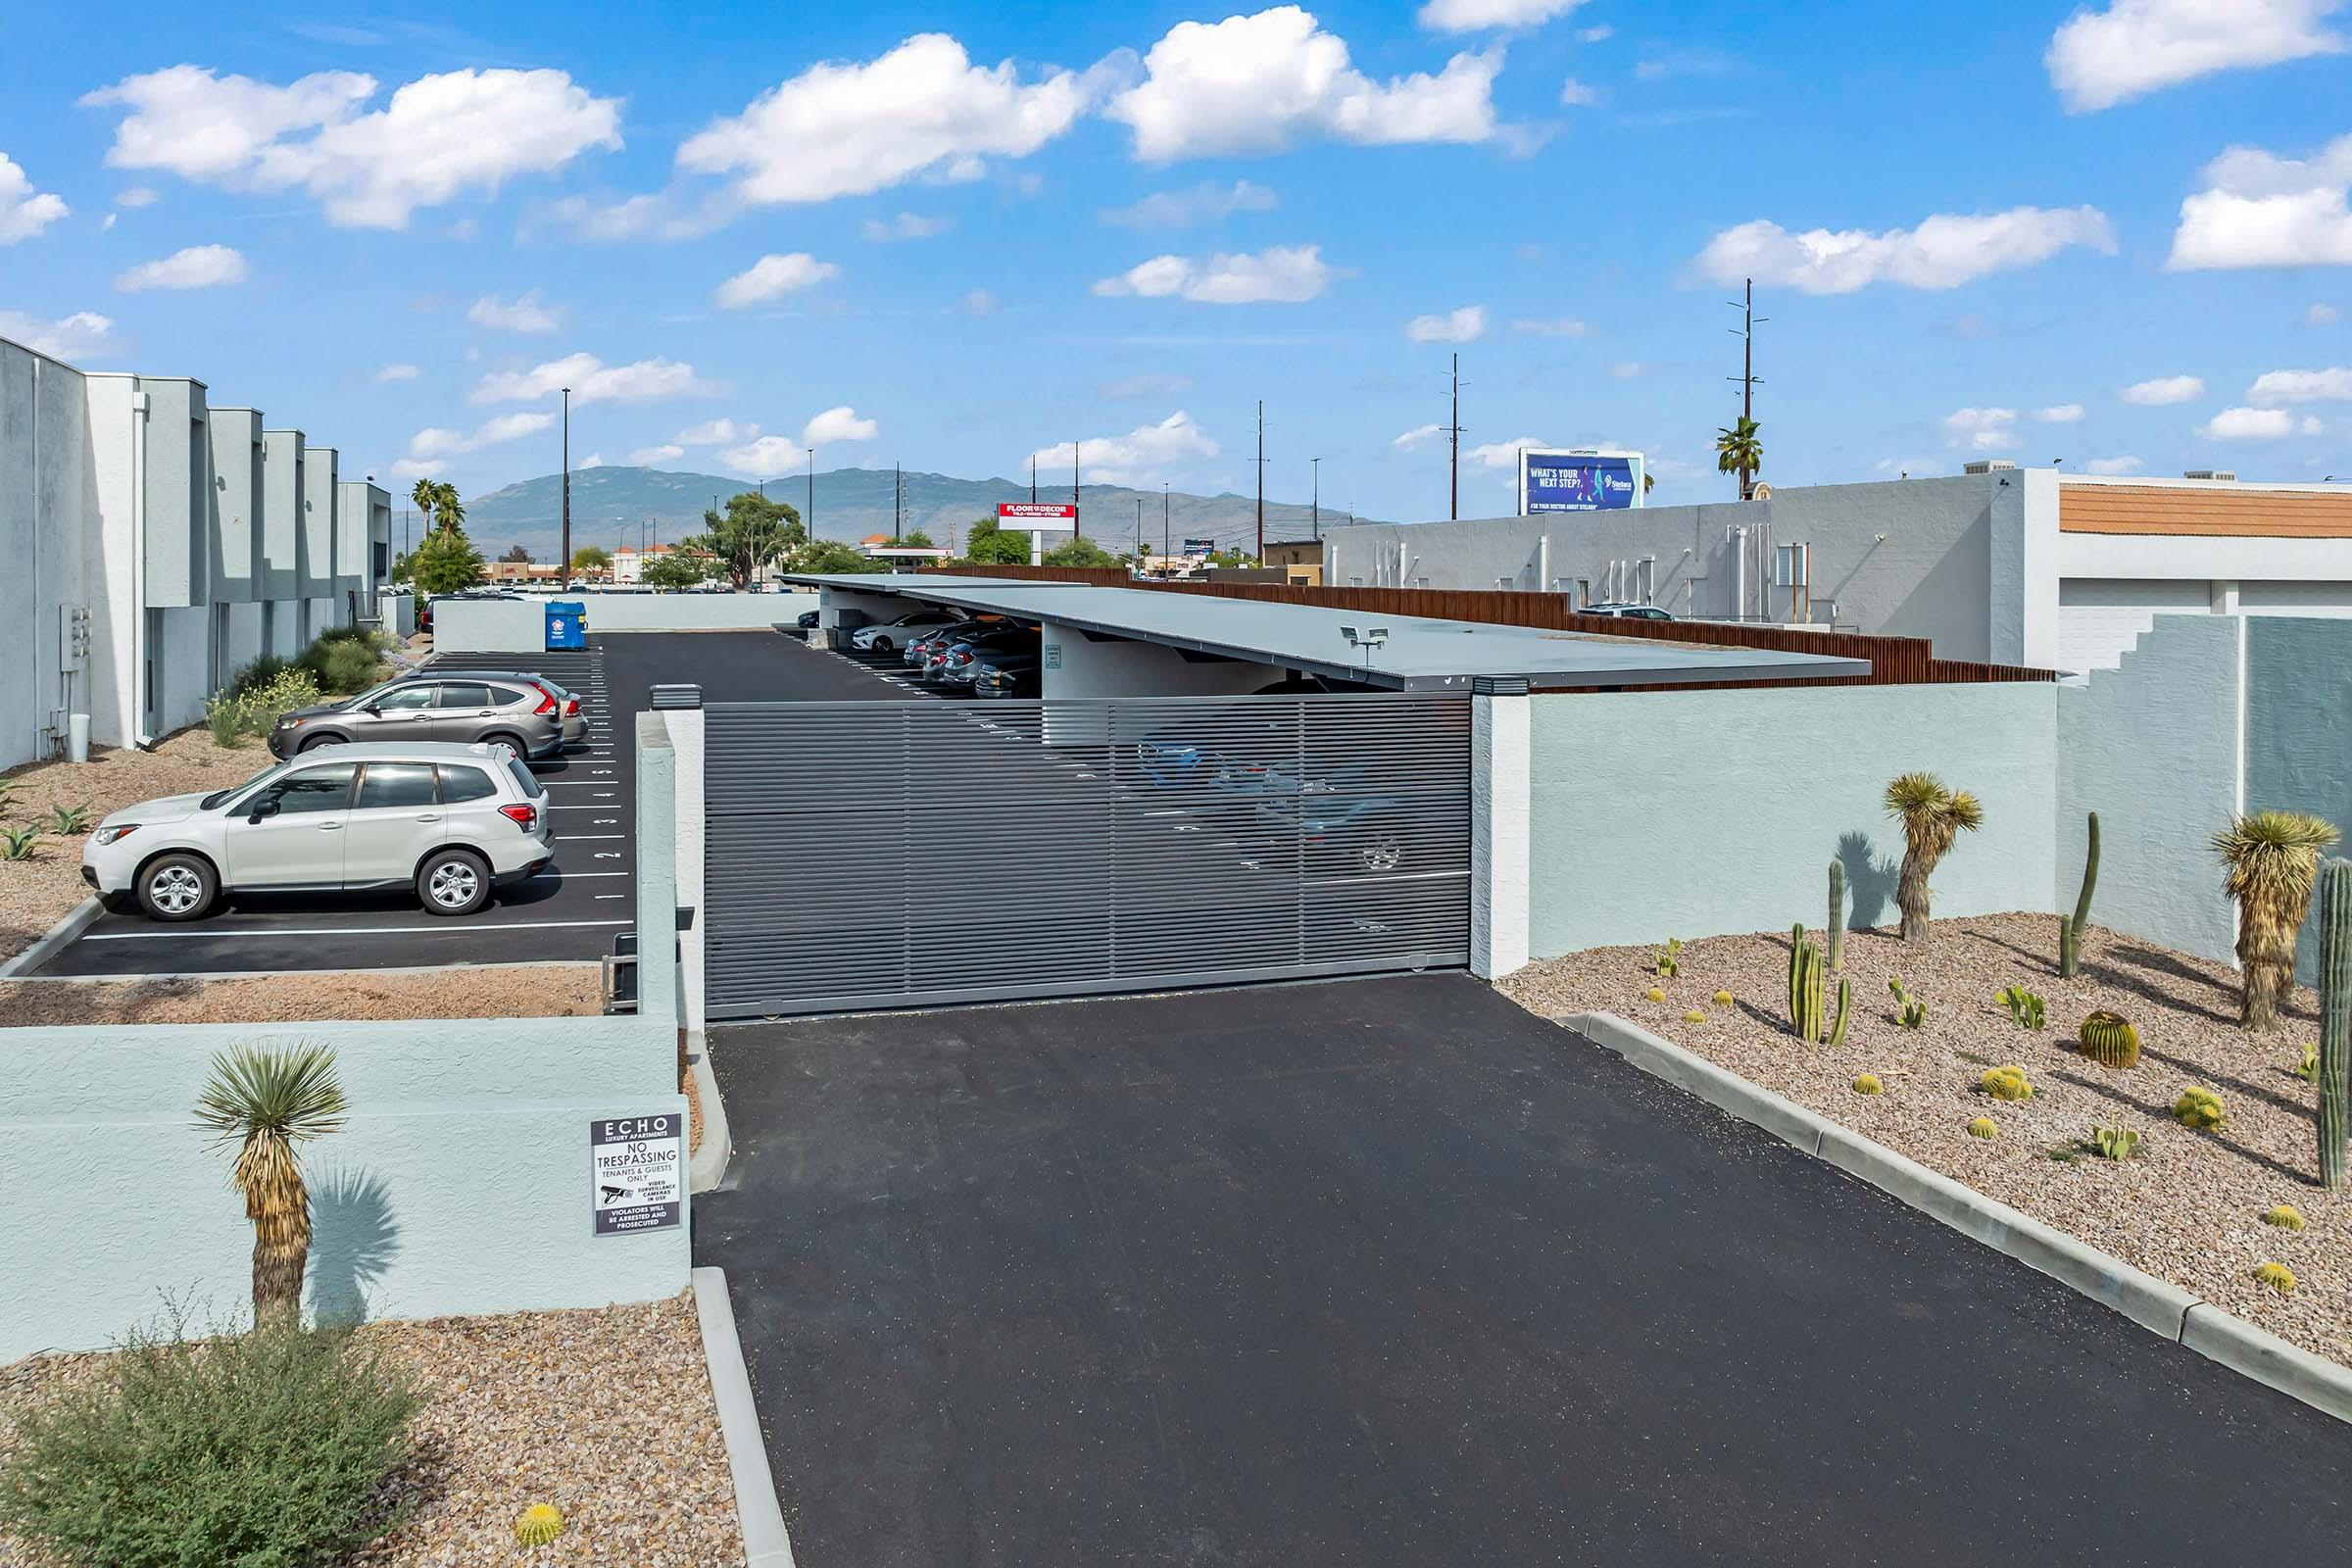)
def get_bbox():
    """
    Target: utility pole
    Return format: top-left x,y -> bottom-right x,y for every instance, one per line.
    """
1030,453 -> 1037,504
807,448 -> 814,539
894,461 -> 903,540
1728,275 -> 1767,501
1071,444 -> 1081,537
560,386 -> 572,590
1446,354 -> 1464,522
1311,456 -> 1321,540
1162,481 -> 1170,561
1254,399 -> 1266,560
